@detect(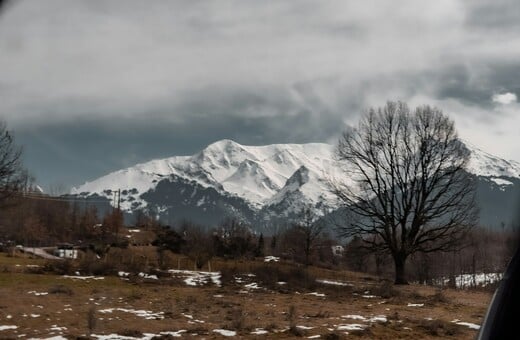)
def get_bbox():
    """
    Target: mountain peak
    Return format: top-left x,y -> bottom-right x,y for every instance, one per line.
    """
461,139 -> 520,178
